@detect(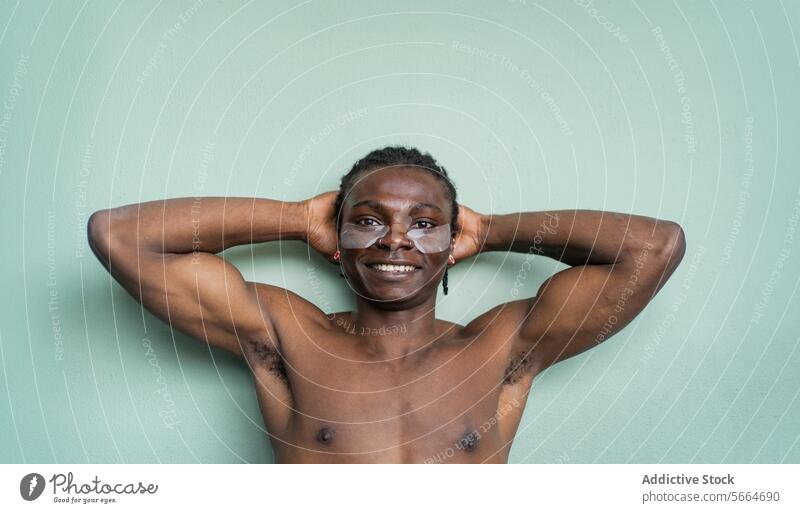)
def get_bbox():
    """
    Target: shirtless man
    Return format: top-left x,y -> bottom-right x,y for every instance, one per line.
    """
87,146 -> 685,463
